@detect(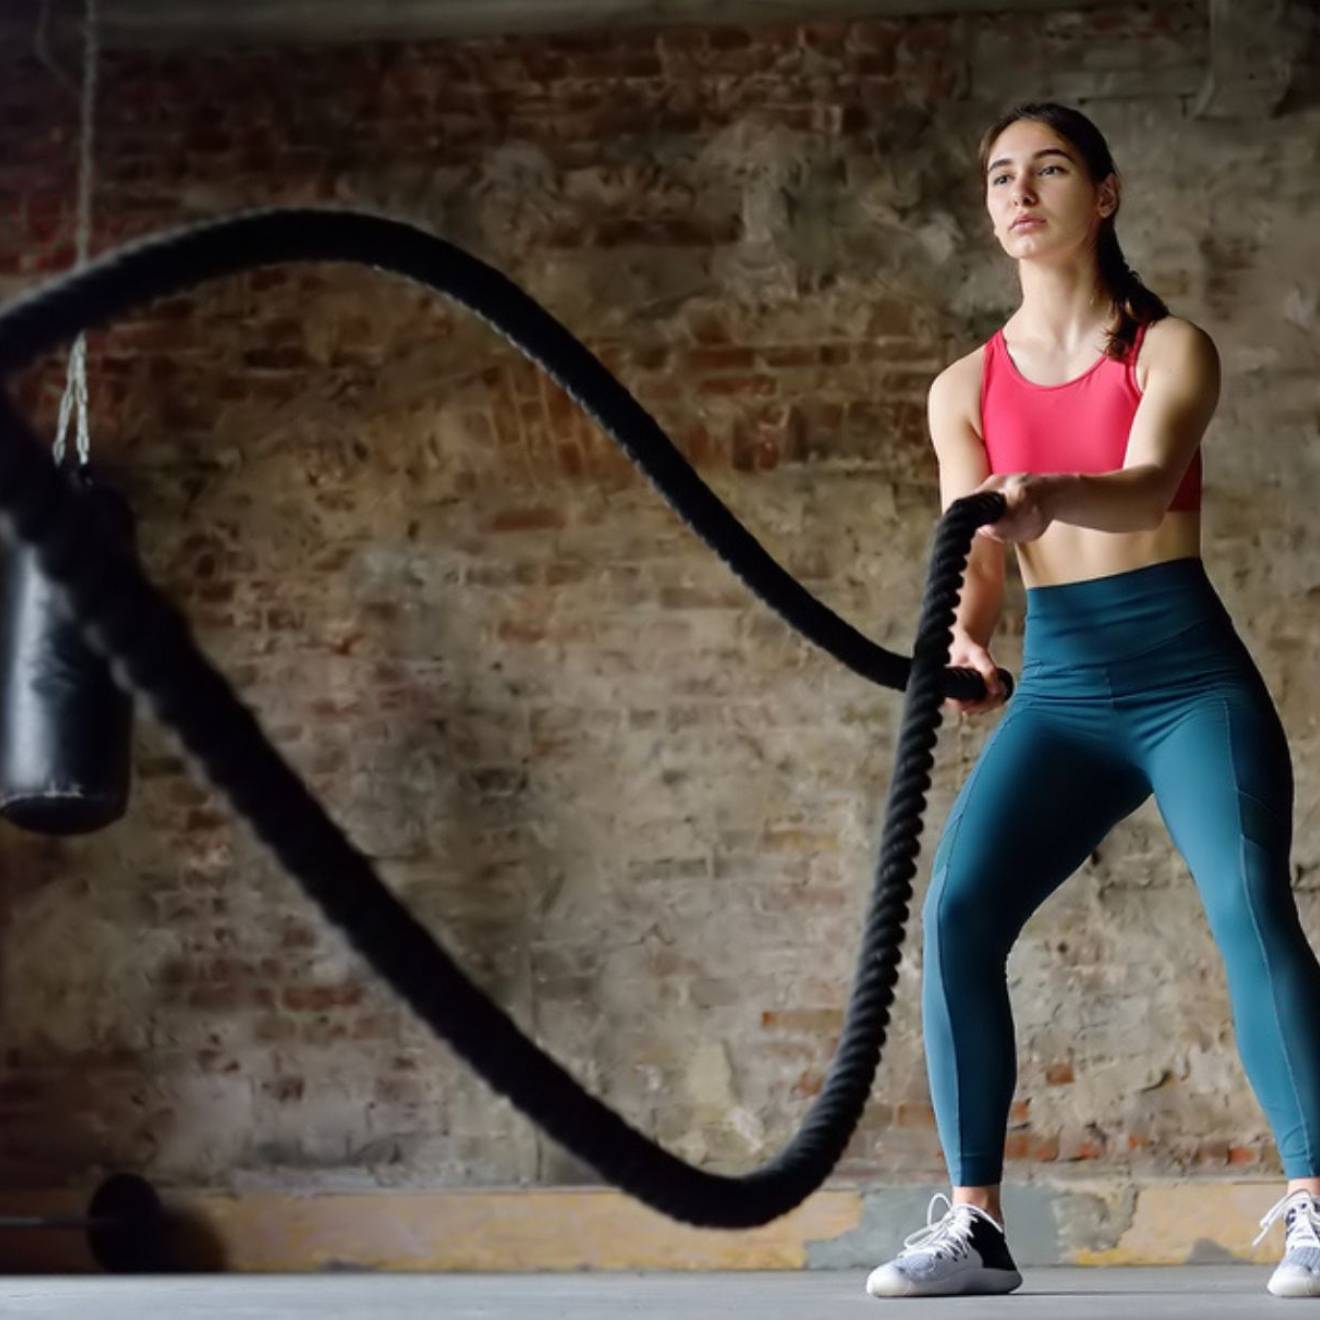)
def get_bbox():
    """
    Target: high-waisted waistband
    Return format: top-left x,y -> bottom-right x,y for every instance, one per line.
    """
1022,556 -> 1234,666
